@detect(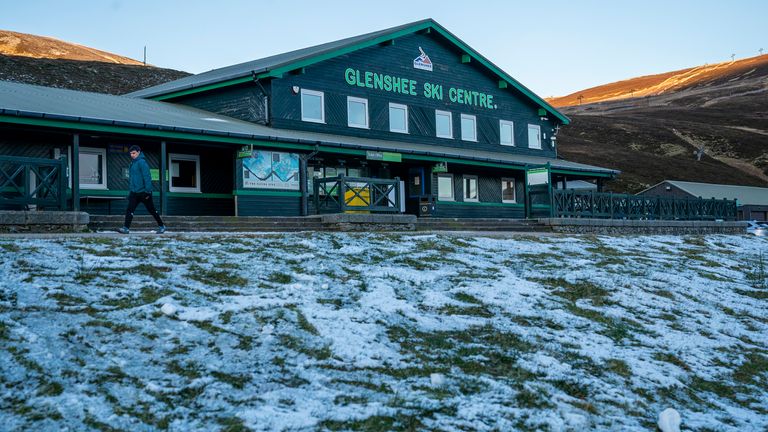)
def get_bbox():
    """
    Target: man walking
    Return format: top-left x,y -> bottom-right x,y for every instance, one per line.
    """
118,145 -> 166,234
